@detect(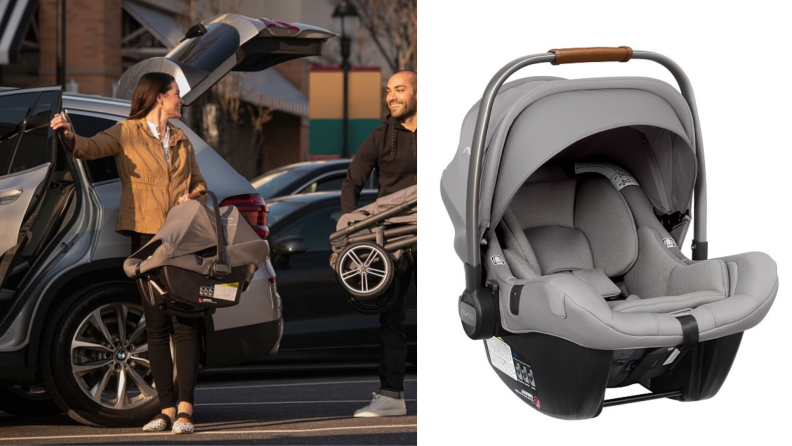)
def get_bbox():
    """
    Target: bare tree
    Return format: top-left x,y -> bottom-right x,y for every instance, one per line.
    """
347,0 -> 417,73
248,104 -> 275,175
200,72 -> 275,178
